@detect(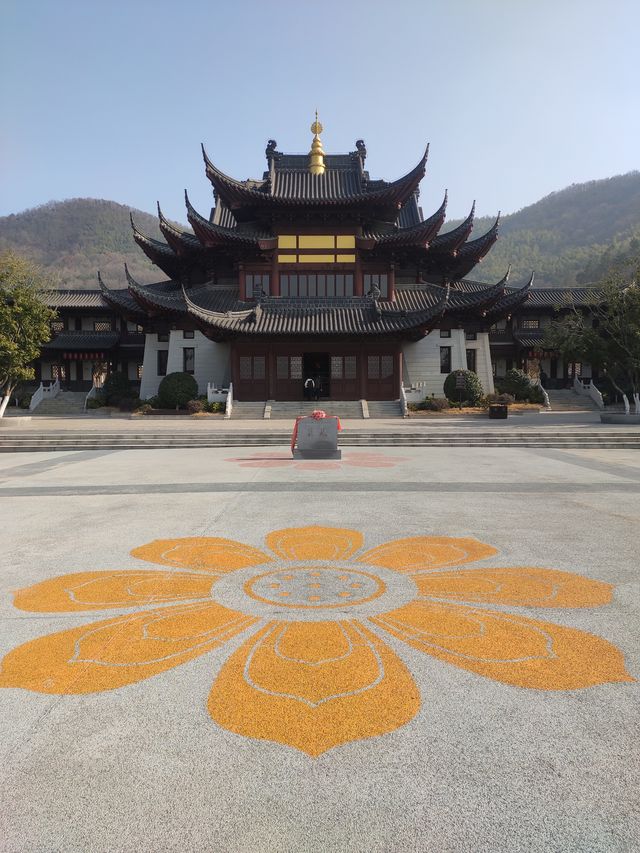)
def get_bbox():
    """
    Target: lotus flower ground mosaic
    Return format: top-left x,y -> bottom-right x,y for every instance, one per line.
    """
0,527 -> 633,756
